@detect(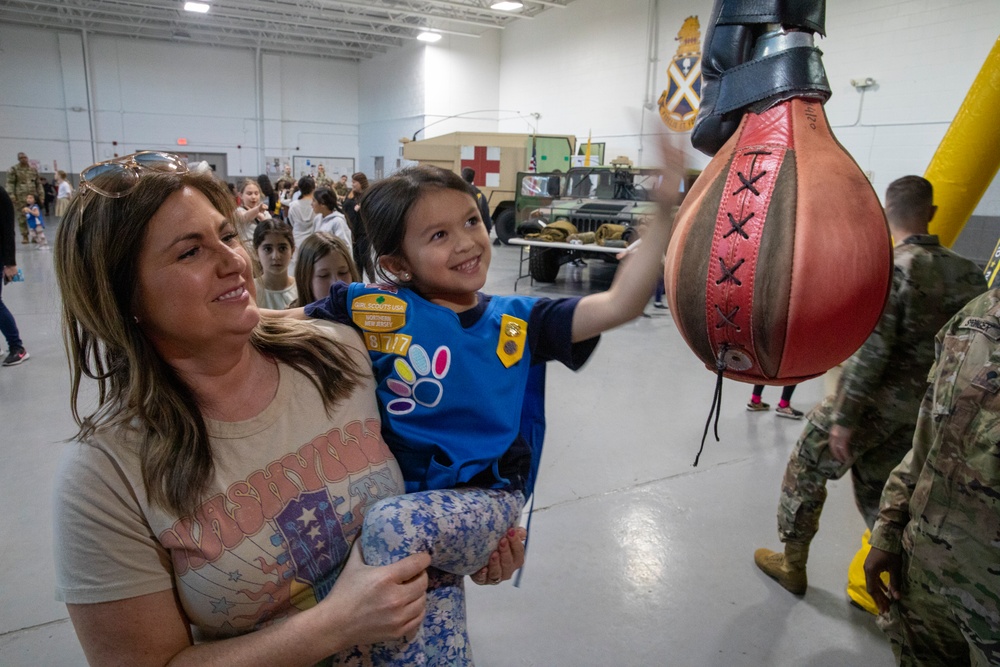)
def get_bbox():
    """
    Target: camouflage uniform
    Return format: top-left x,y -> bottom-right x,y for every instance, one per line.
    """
5,161 -> 44,240
776,236 -> 986,546
333,180 -> 350,198
870,289 -> 1000,665
314,169 -> 333,190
